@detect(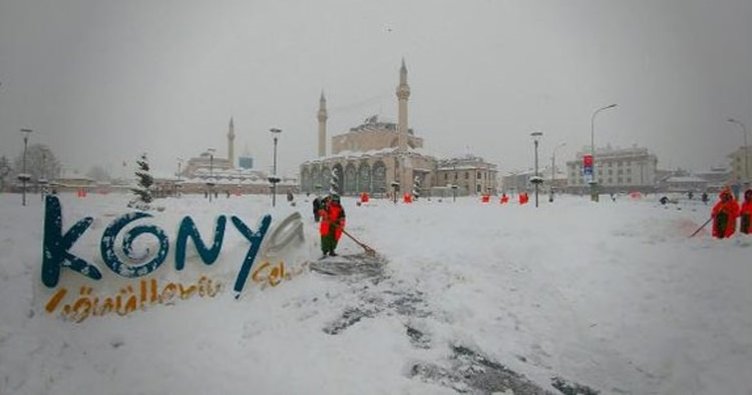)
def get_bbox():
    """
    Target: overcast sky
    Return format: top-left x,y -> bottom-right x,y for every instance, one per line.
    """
0,0 -> 750,178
